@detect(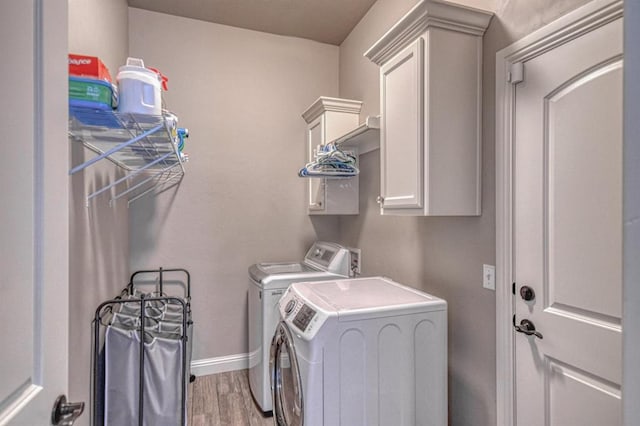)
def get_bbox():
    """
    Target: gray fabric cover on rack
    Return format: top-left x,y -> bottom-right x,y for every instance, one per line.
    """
104,323 -> 185,425
143,335 -> 184,425
104,326 -> 141,425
